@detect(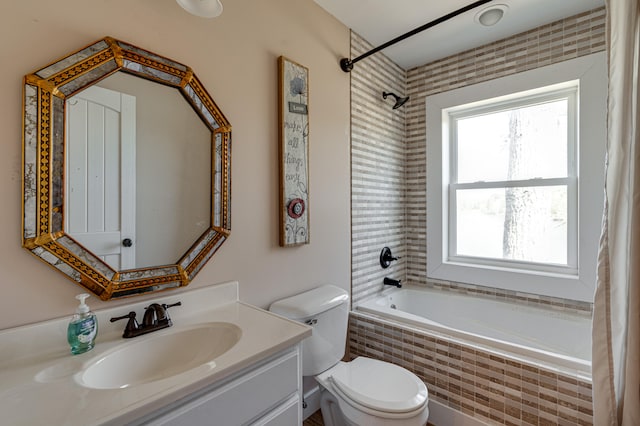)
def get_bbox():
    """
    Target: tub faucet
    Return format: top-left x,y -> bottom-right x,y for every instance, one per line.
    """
383,277 -> 402,288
